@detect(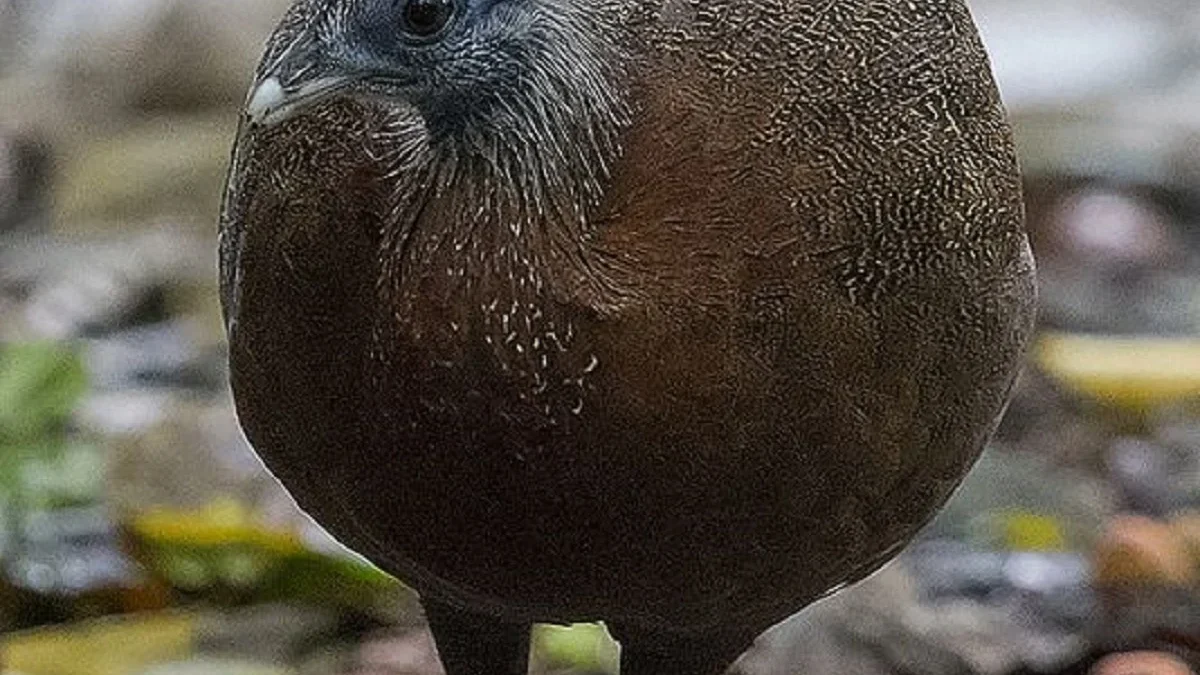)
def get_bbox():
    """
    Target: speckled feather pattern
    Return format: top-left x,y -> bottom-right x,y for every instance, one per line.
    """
220,0 -> 1034,650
